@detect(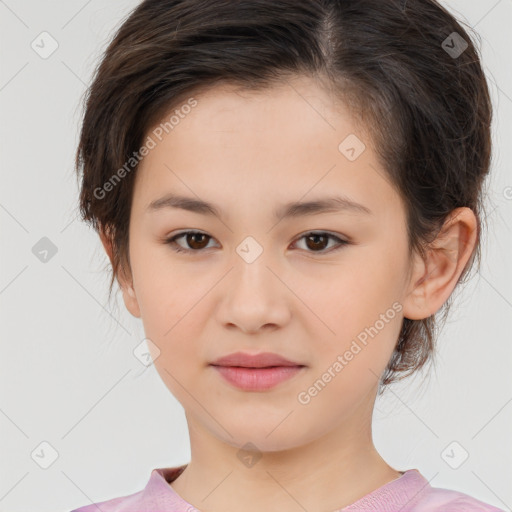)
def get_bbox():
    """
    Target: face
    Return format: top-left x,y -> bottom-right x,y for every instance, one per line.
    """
120,76 -> 420,452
